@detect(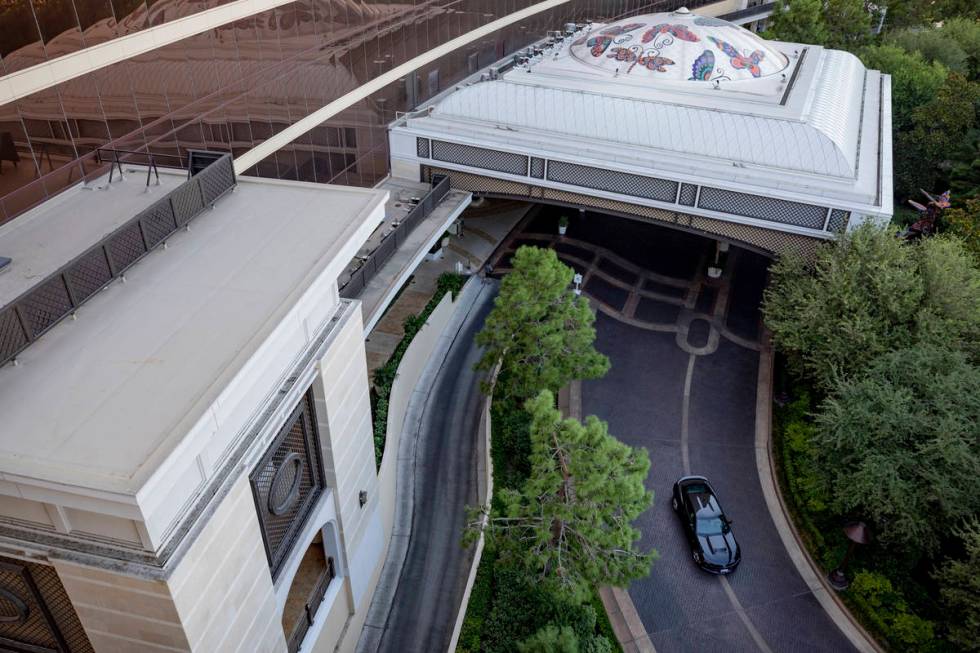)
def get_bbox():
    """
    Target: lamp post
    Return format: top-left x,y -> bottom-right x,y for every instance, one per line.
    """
828,521 -> 871,590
